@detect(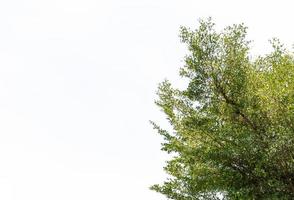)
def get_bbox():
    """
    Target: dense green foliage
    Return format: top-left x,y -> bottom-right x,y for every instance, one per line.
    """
151,19 -> 294,199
